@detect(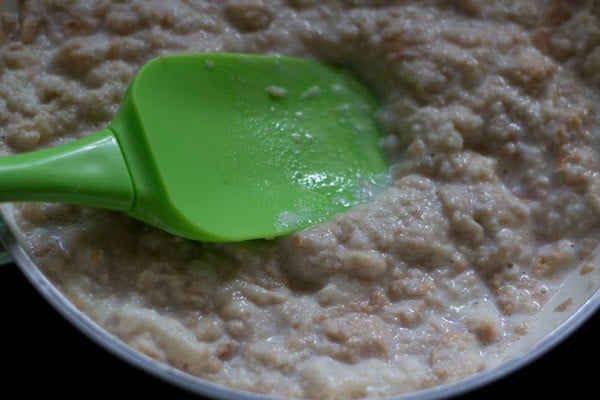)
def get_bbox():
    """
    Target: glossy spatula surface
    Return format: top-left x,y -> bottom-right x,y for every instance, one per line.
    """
0,53 -> 388,241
